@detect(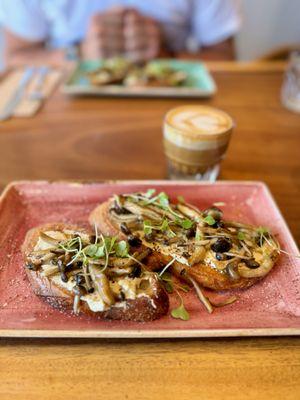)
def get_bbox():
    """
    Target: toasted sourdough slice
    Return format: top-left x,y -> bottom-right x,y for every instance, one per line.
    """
22,223 -> 169,322
89,195 -> 280,291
